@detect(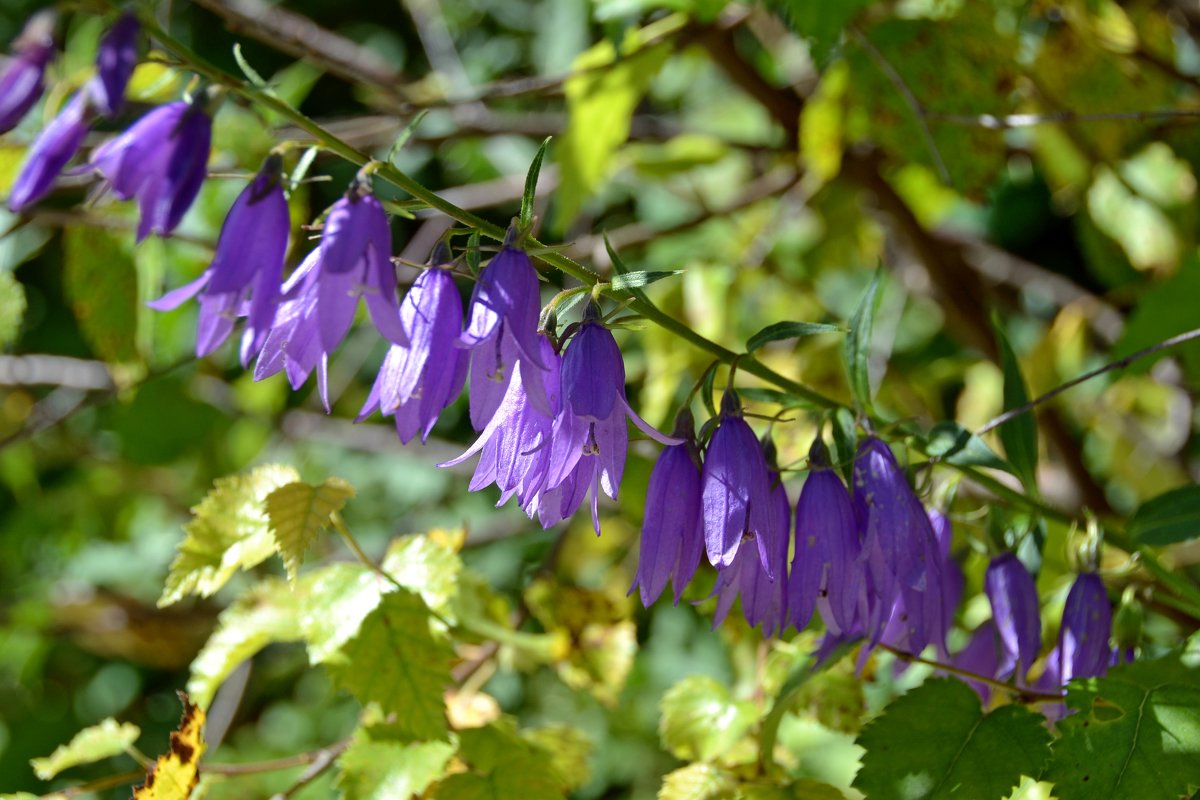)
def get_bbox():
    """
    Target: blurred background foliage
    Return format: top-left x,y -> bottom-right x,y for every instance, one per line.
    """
0,0 -> 1199,797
